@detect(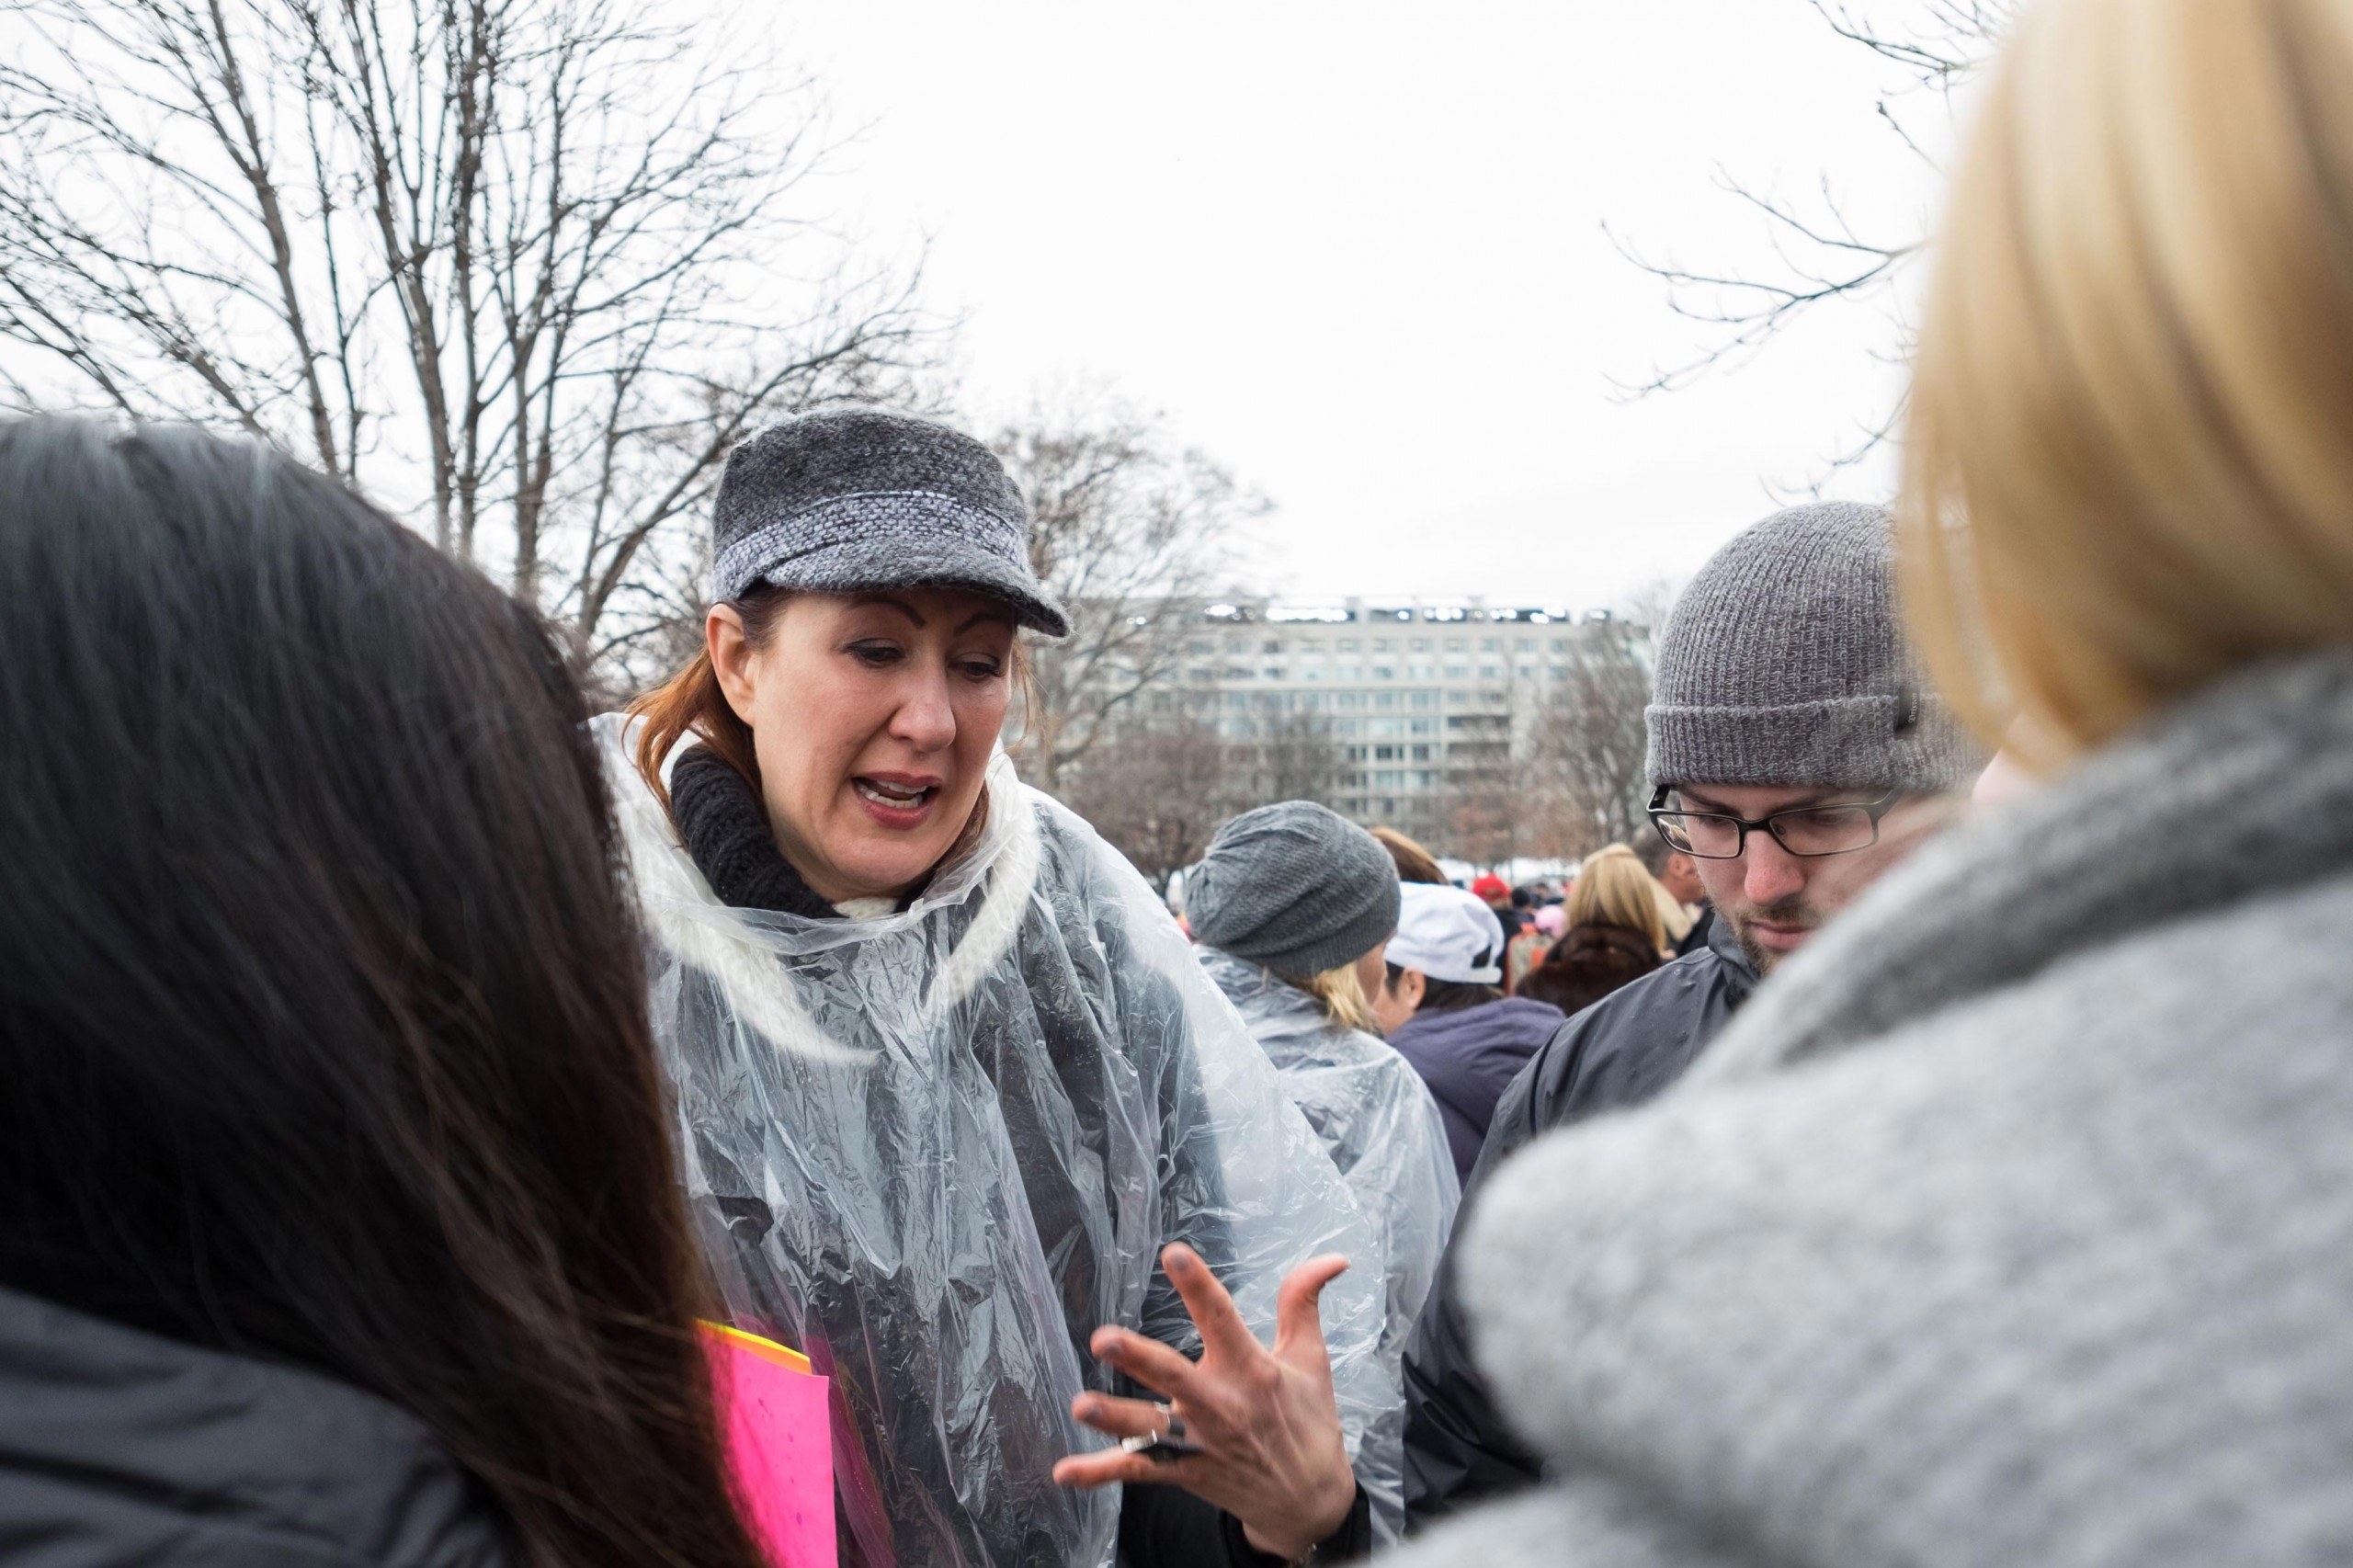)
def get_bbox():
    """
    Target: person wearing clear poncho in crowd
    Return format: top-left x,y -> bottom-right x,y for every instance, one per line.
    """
601,409 -> 1397,1568
1181,801 -> 1462,1484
